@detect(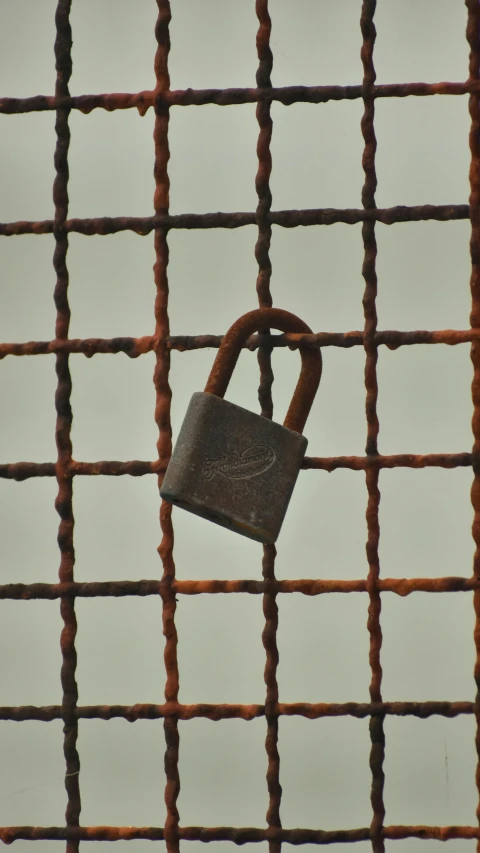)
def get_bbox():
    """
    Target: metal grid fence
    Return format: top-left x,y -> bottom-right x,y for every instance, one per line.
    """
0,0 -> 479,850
